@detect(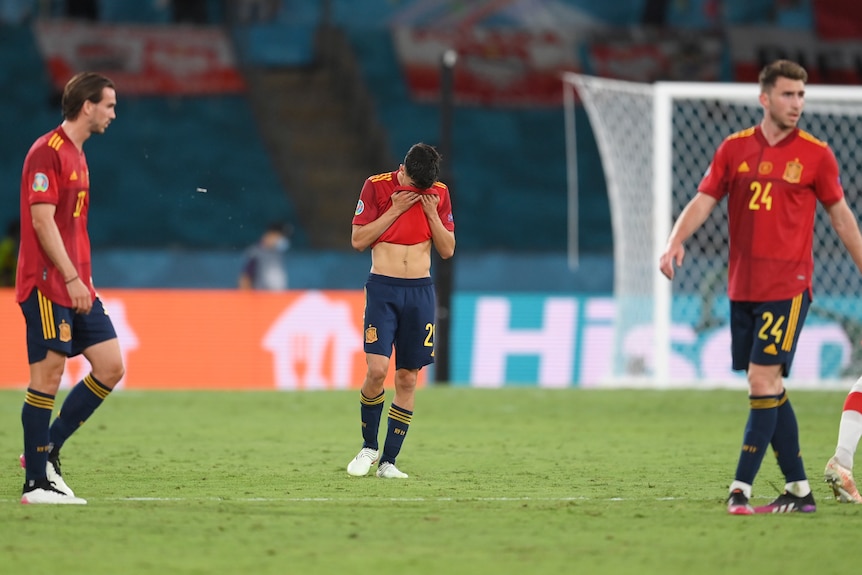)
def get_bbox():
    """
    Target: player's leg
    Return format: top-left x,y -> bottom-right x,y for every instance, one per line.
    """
727,361 -> 783,514
726,301 -> 778,514
346,353 -> 390,476
376,368 -> 416,478
347,276 -> 396,476
825,376 -> 862,503
19,290 -> 86,504
748,293 -> 815,513
47,298 -> 123,492
376,280 -> 435,479
49,338 -> 124,454
763,293 -> 810,485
